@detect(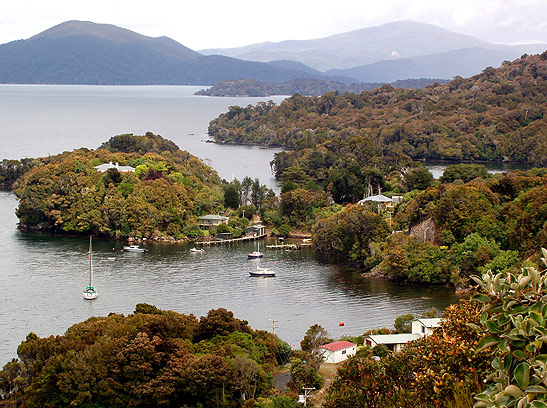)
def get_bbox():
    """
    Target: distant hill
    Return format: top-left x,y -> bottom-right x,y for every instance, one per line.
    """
200,21 -> 506,71
195,78 -> 449,97
0,21 -> 337,85
325,46 -> 547,82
